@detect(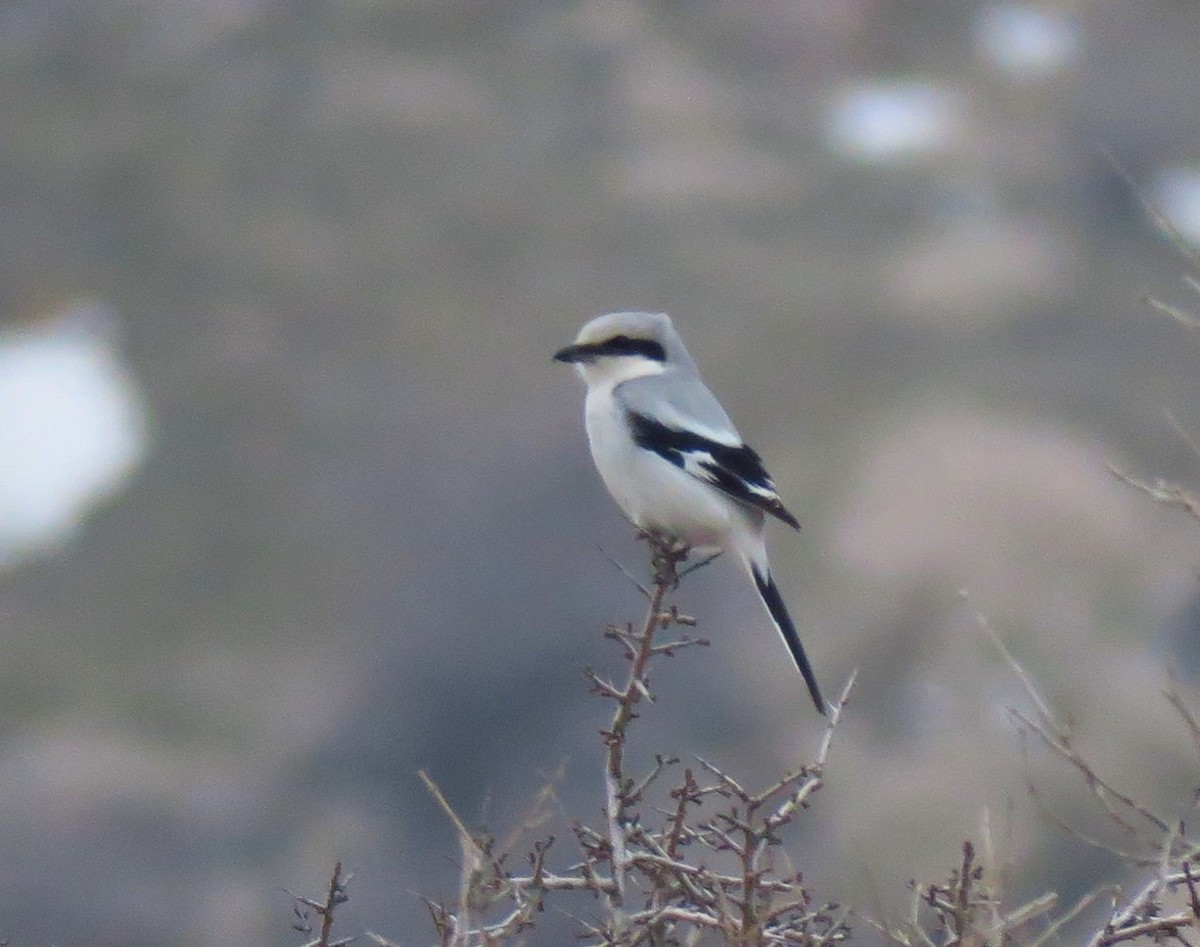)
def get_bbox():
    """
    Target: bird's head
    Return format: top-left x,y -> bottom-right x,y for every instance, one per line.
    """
554,311 -> 690,386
